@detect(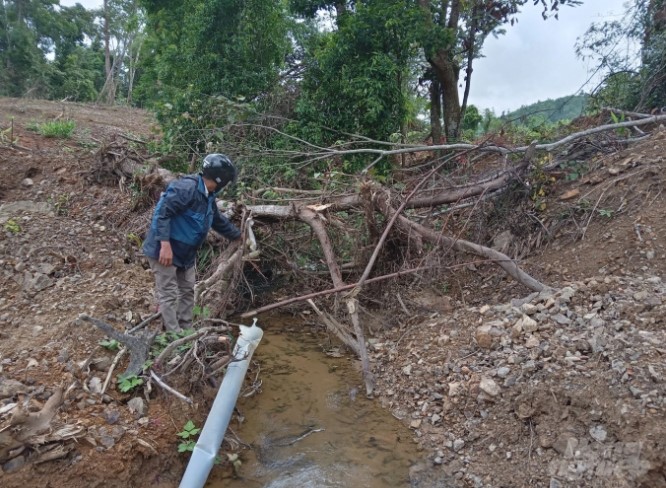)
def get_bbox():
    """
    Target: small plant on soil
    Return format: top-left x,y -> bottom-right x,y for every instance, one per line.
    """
598,208 -> 614,218
126,232 -> 142,248
177,420 -> 201,453
99,338 -> 120,350
49,193 -> 70,216
3,219 -> 21,234
34,120 -> 76,138
193,305 -> 210,319
117,374 -> 144,393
